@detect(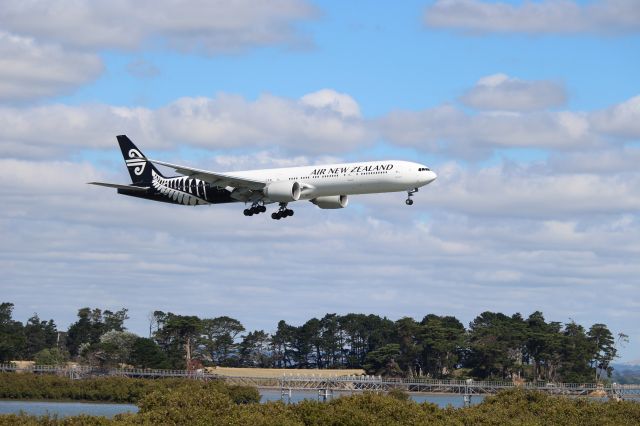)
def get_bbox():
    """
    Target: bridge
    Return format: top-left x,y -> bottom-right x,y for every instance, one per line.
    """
2,364 -> 638,404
